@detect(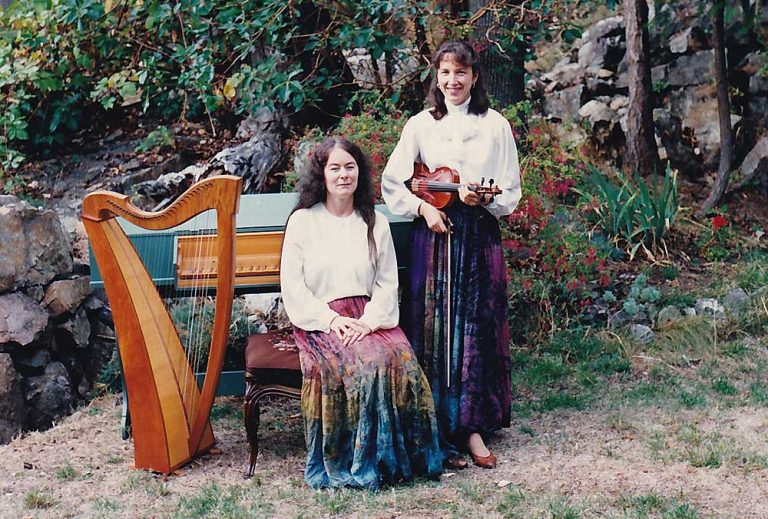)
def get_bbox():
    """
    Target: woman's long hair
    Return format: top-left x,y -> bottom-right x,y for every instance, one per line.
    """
291,136 -> 378,264
426,40 -> 490,120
